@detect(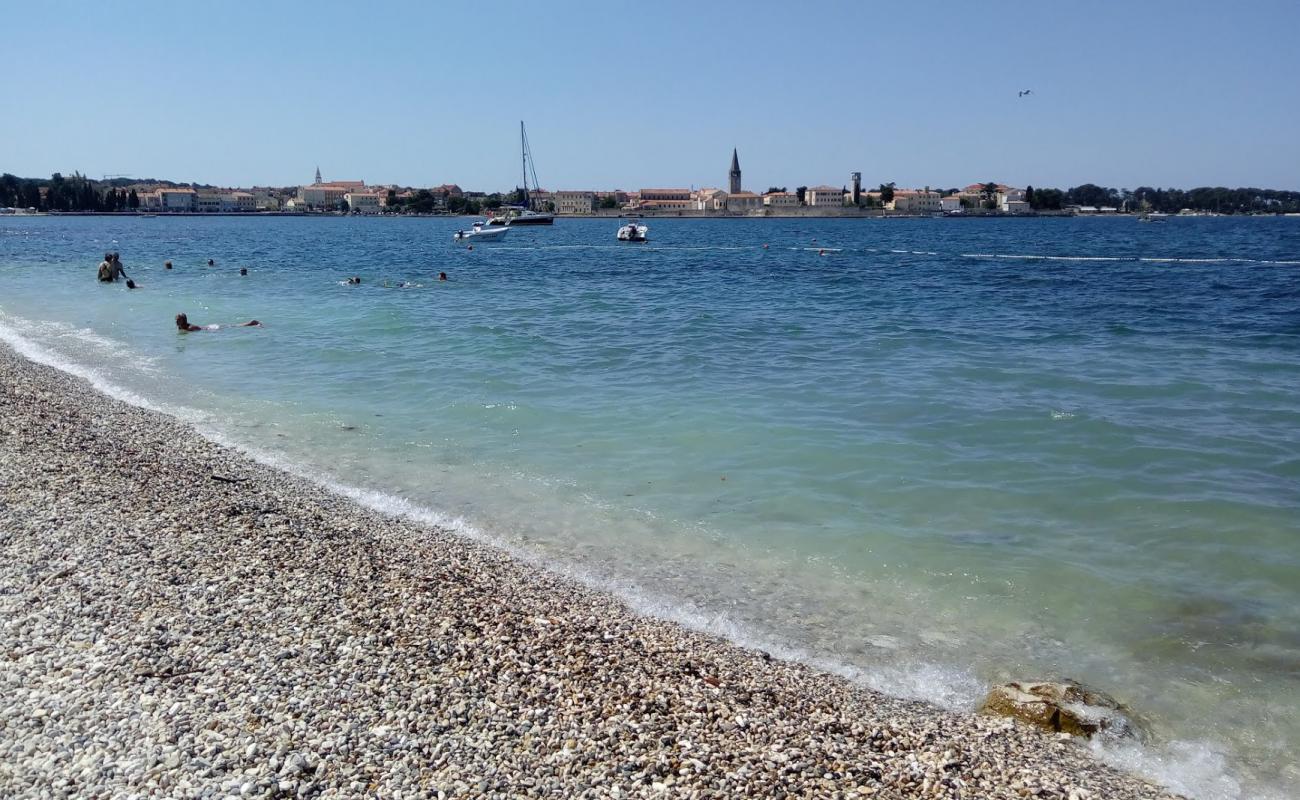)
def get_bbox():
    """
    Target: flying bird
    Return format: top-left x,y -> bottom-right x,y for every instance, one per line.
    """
1018,89 -> 1033,97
